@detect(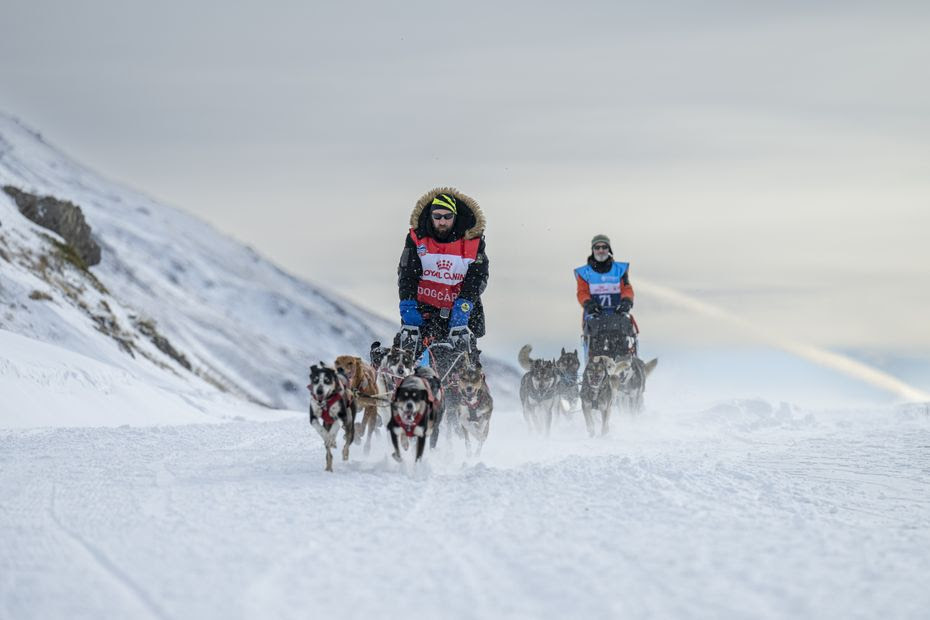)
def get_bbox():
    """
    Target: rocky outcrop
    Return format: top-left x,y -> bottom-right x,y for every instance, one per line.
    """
132,317 -> 193,371
2,185 -> 101,266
